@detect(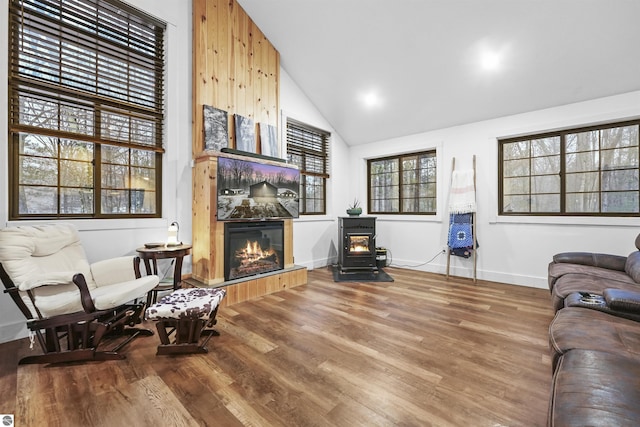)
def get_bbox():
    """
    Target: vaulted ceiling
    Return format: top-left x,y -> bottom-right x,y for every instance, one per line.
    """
237,0 -> 640,146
